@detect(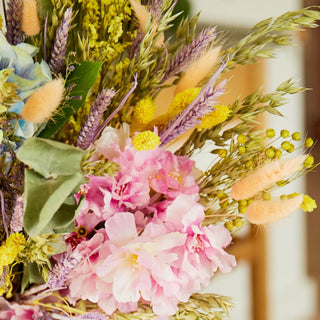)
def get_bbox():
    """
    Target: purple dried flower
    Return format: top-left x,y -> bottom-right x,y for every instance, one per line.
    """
6,0 -> 24,45
76,89 -> 116,150
47,251 -> 82,289
10,194 -> 24,233
163,27 -> 217,82
148,0 -> 163,21
75,313 -> 108,320
160,60 -> 228,145
49,8 -> 73,74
